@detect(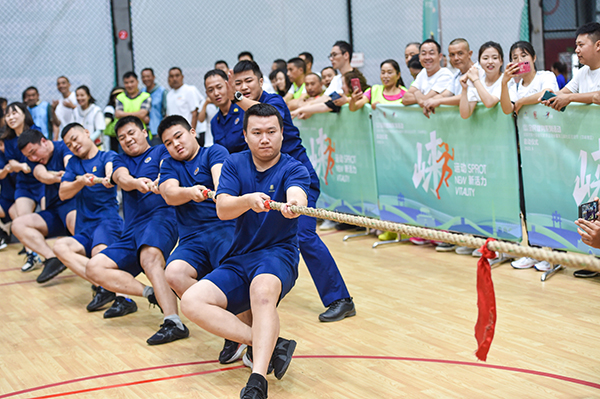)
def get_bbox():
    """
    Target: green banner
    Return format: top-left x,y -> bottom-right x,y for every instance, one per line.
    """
518,104 -> 600,255
295,106 -> 379,217
422,0 -> 440,42
372,104 -> 522,241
